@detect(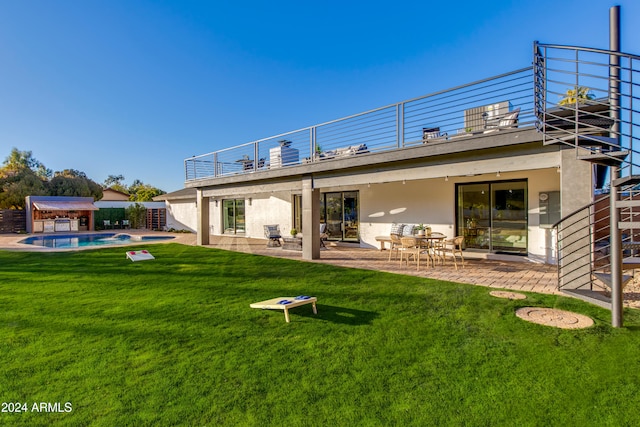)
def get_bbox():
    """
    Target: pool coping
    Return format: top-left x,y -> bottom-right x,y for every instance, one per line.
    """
0,230 -> 196,252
